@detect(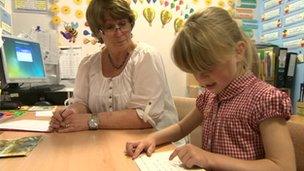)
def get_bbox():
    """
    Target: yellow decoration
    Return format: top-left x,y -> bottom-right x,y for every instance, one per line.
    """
90,38 -> 98,45
51,16 -> 62,26
50,3 -> 60,14
217,0 -> 225,7
87,0 -> 92,4
75,10 -> 84,19
192,0 -> 200,5
204,0 -> 212,6
143,7 -> 155,26
61,6 -> 71,15
227,0 -> 235,7
174,18 -> 184,33
160,10 -> 172,28
138,0 -> 144,3
132,10 -> 138,20
73,0 -> 82,5
83,38 -> 90,44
